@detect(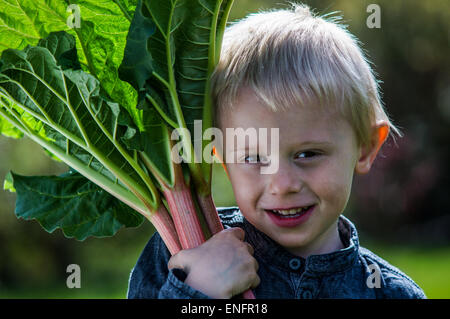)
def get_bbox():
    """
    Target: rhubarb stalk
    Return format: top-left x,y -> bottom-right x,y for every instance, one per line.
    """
148,205 -> 182,255
196,192 -> 224,235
